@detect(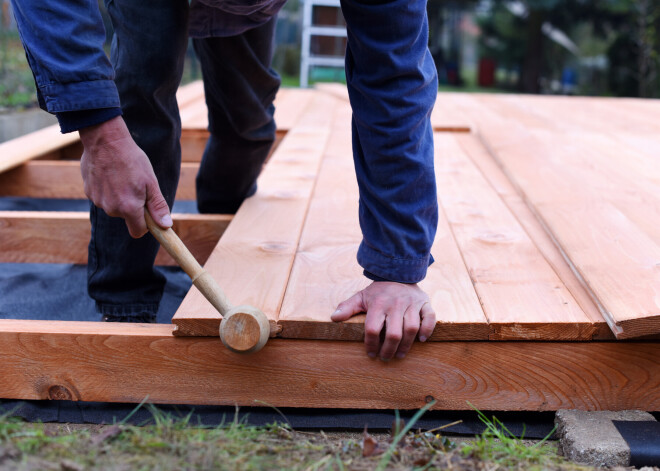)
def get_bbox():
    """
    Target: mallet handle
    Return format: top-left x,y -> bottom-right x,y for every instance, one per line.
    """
145,210 -> 232,315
